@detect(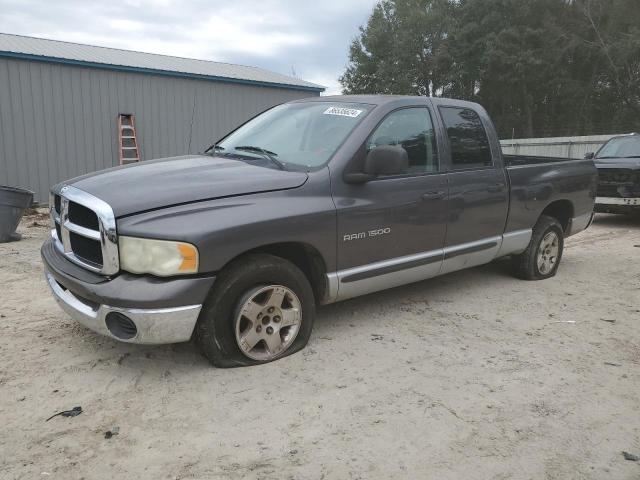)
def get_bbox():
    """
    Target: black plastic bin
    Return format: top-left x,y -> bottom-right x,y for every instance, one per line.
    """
0,186 -> 34,243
